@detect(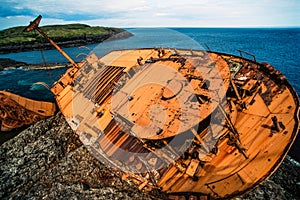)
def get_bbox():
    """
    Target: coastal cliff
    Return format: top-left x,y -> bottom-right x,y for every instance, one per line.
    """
0,113 -> 299,199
